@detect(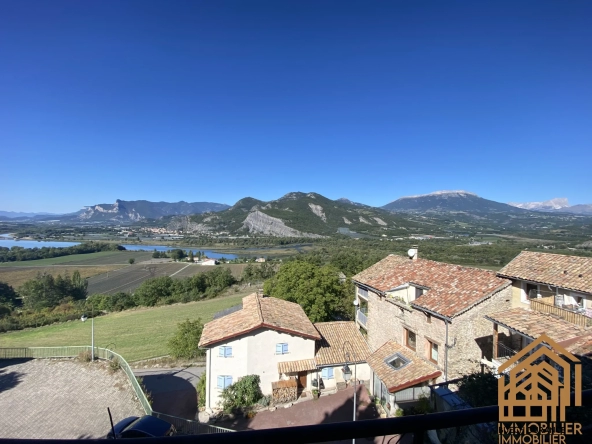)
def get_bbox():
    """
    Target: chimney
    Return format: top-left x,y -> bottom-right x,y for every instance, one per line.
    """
408,245 -> 418,261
